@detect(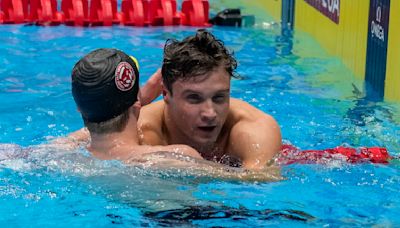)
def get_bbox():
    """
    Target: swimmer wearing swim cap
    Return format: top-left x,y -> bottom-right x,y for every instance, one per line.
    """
72,48 -> 140,124
70,48 -> 202,161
